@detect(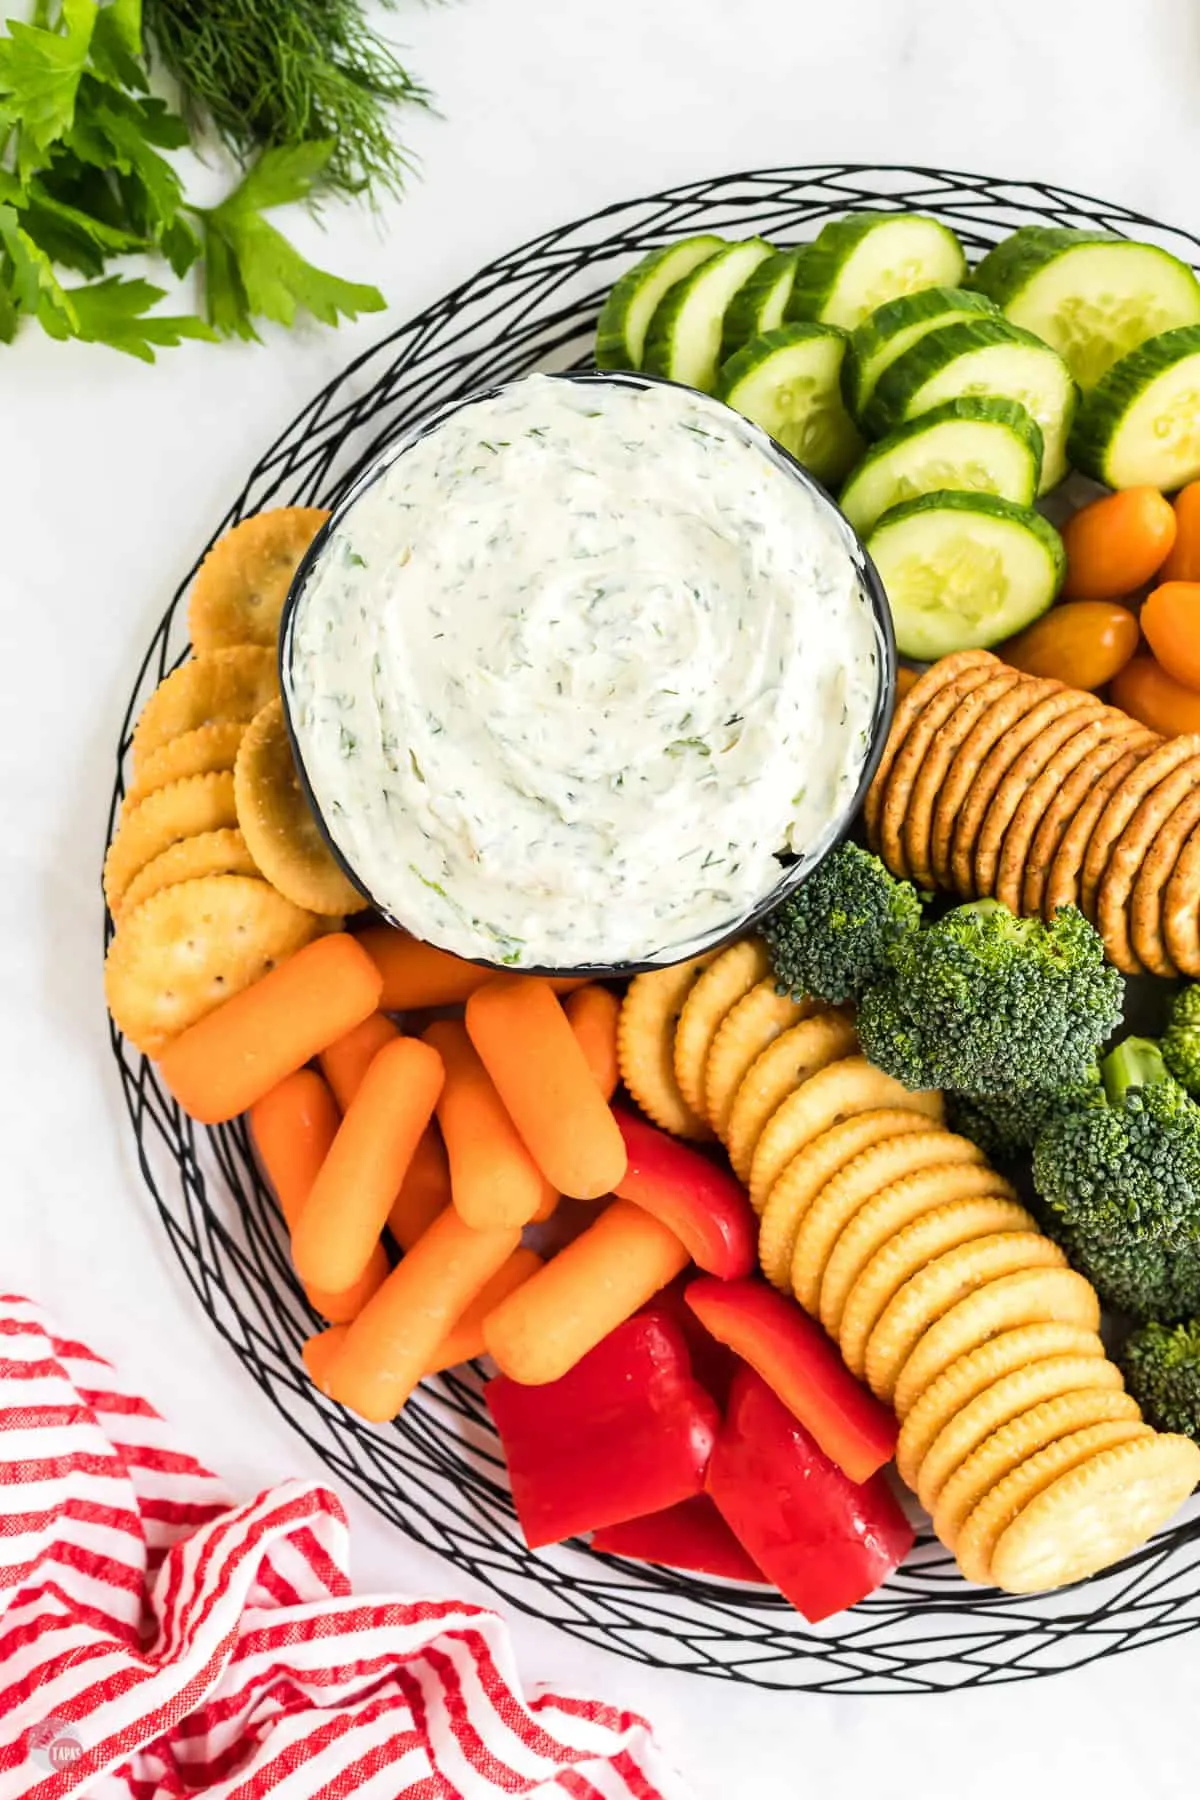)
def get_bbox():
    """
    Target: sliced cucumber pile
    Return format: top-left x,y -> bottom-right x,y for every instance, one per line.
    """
717,324 -> 864,488
865,491 -> 1066,660
970,226 -> 1200,389
839,397 -> 1043,536
867,317 -> 1077,493
847,287 -> 1001,429
789,215 -> 967,331
643,238 -> 775,392
721,247 -> 803,362
592,216 -> 1200,679
1070,324 -> 1200,490
595,235 -> 725,371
